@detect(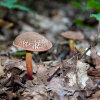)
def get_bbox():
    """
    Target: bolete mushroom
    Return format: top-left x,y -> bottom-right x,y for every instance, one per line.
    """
13,32 -> 52,80
61,31 -> 84,53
